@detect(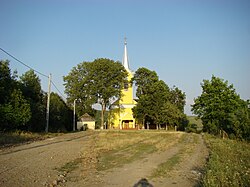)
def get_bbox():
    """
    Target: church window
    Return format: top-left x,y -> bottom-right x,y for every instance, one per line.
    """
124,82 -> 129,91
